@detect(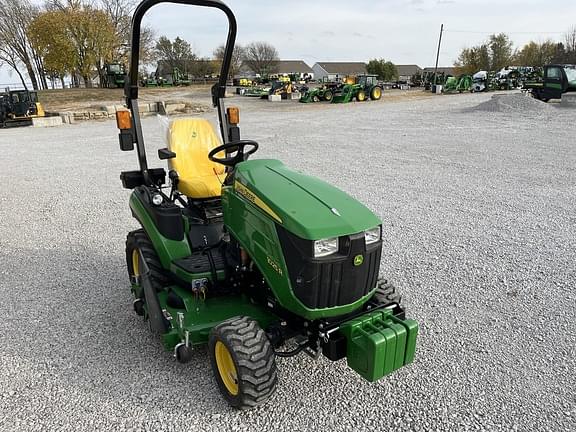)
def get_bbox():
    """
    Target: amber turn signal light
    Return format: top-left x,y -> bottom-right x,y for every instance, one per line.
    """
116,110 -> 132,130
227,107 -> 240,125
